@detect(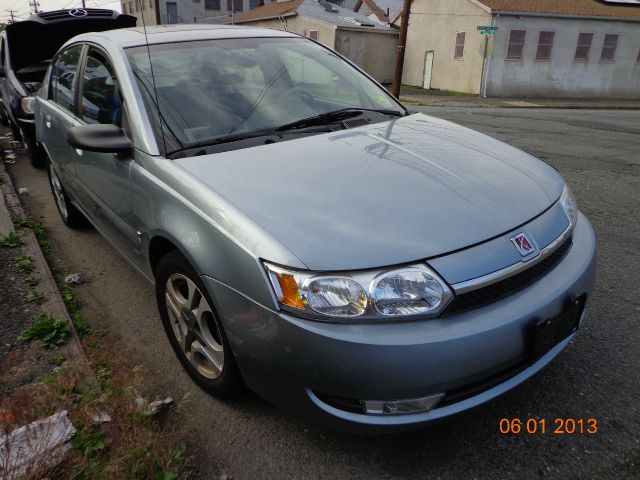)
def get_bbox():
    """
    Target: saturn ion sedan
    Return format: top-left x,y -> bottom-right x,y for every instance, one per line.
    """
28,25 -> 596,433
